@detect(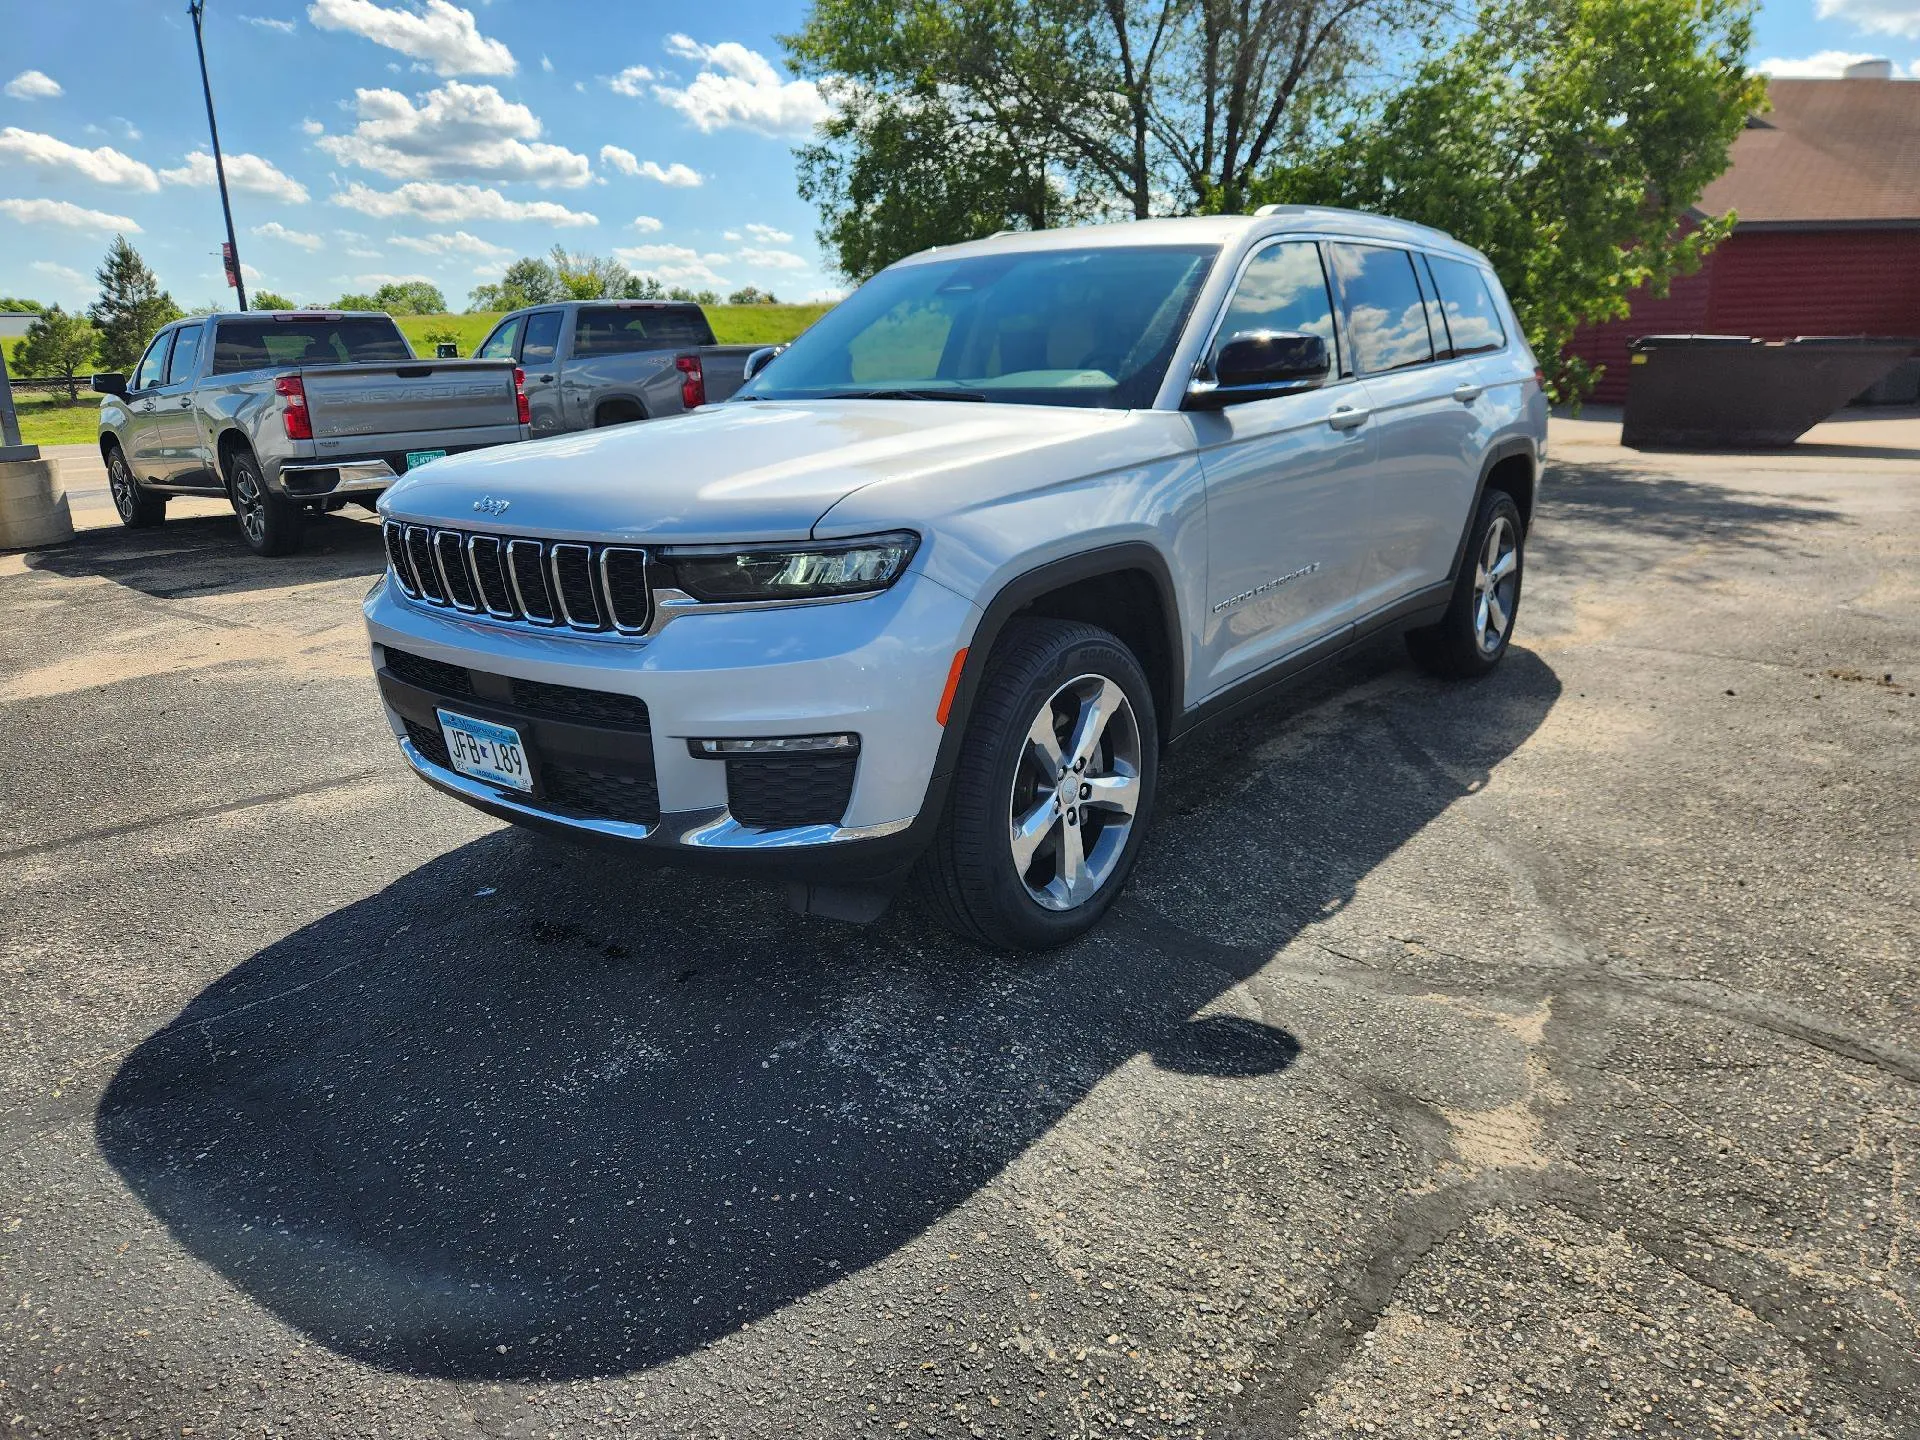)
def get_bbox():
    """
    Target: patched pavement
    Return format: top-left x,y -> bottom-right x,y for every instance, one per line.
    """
1,413 -> 1916,1438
